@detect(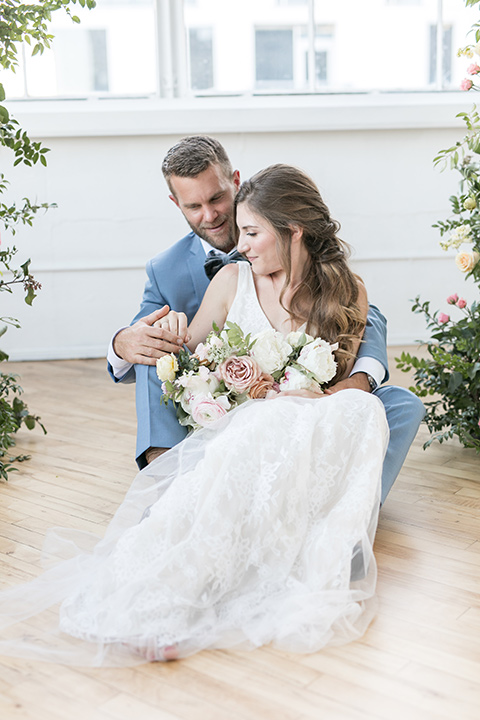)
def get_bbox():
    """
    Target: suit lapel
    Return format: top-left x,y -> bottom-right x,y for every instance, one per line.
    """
187,235 -> 210,307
